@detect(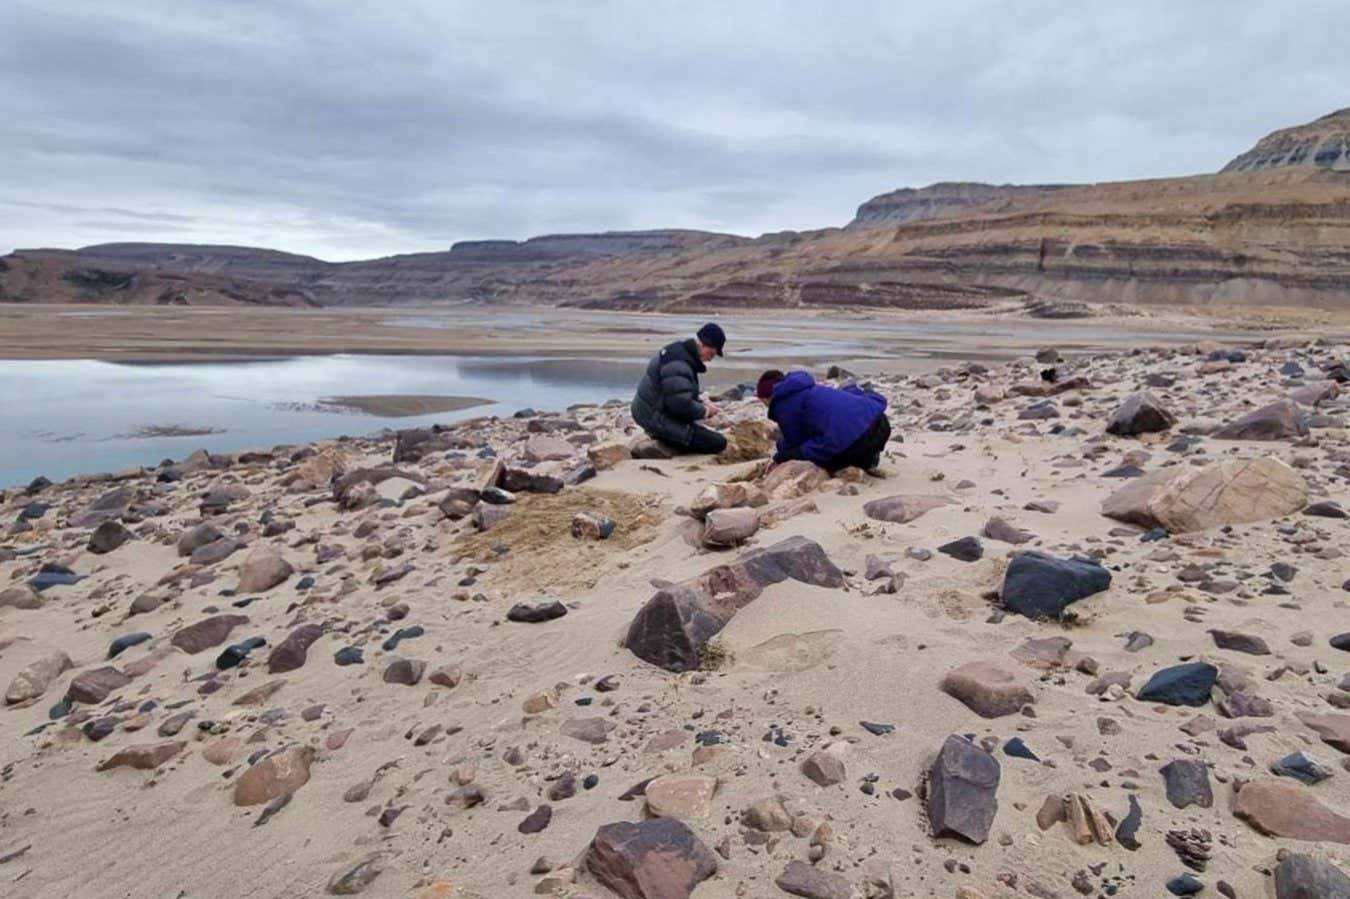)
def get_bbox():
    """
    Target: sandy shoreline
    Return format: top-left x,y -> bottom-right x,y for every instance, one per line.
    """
2,302 -> 1348,367
319,394 -> 493,417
